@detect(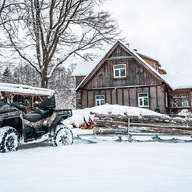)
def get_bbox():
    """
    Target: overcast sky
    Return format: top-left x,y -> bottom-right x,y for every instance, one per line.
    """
101,0 -> 192,74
